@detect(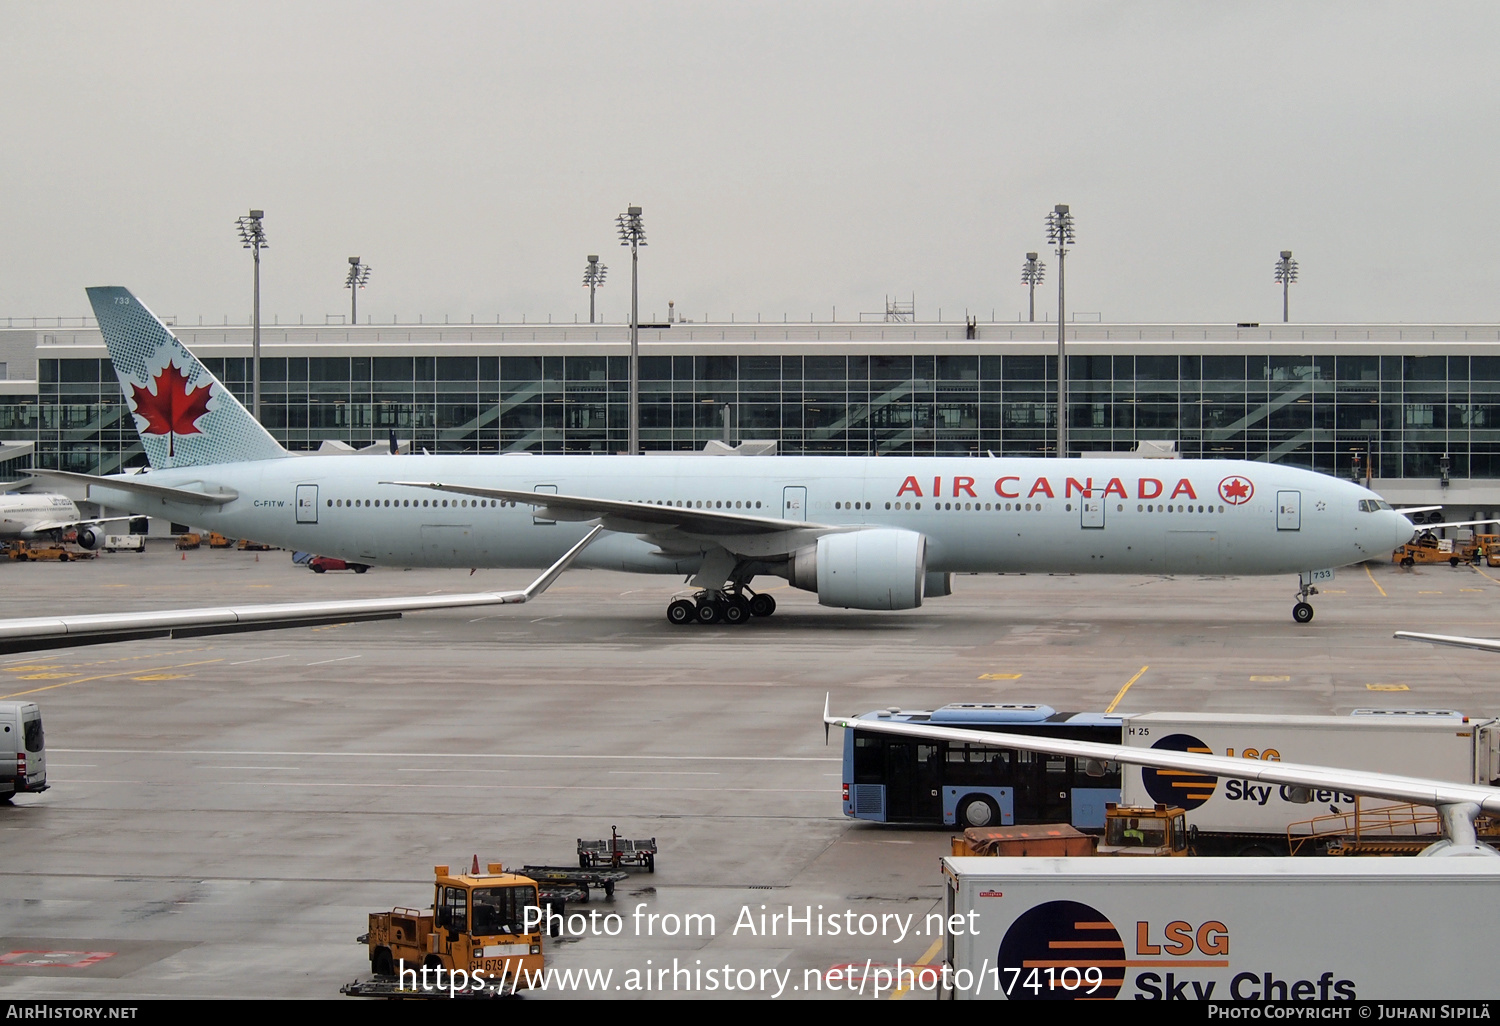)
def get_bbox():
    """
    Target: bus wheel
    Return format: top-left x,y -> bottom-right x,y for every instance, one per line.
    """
958,795 -> 1000,828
